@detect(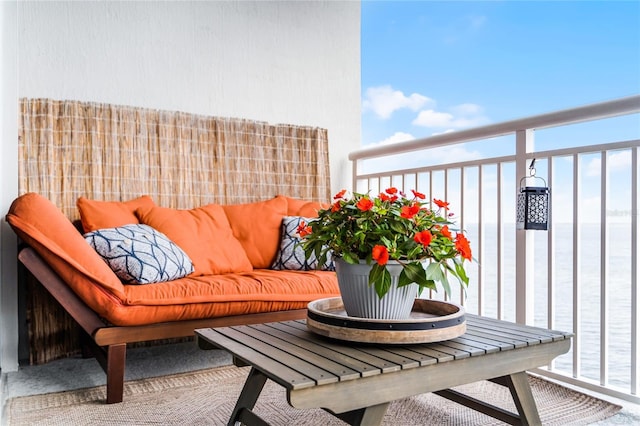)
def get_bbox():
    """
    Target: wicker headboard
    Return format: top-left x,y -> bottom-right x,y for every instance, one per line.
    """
19,98 -> 331,221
